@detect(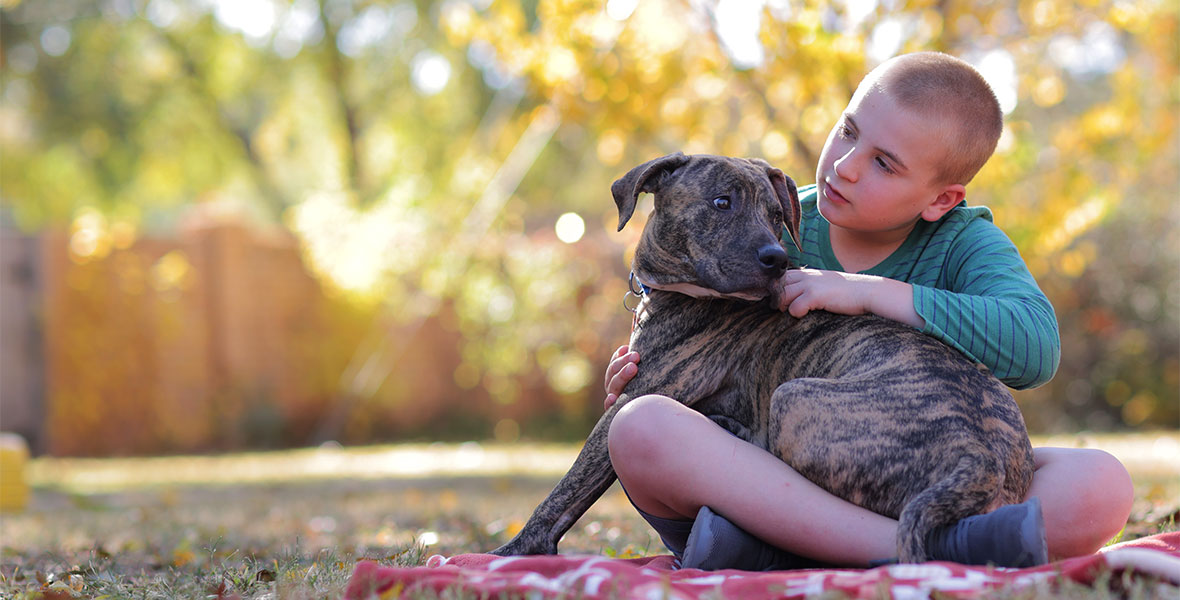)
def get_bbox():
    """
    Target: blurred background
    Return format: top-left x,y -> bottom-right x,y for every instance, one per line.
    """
0,0 -> 1176,457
